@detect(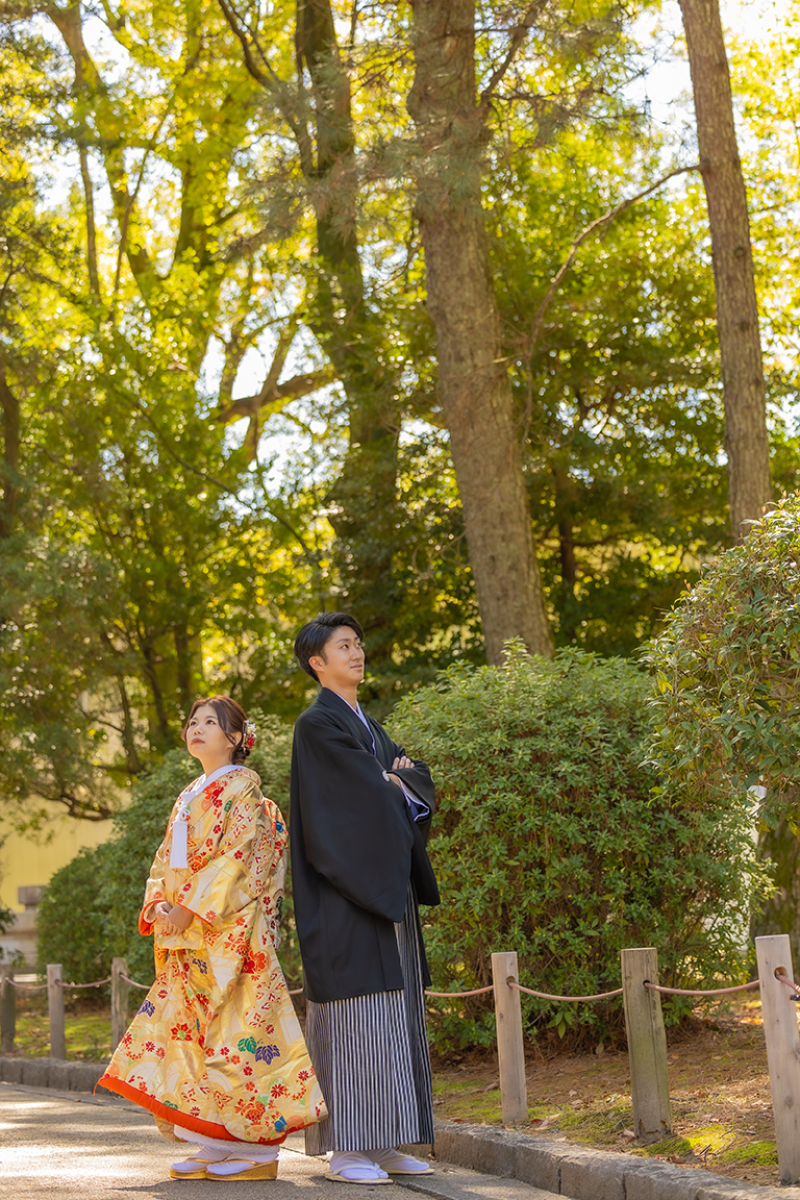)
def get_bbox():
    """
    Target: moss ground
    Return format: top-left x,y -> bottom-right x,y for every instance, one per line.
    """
431,998 -> 780,1189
